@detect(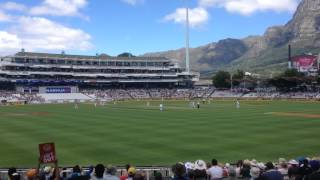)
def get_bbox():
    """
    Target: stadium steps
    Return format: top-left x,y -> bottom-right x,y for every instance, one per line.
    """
207,89 -> 216,98
241,92 -> 250,97
126,90 -> 134,99
84,93 -> 96,99
147,89 -> 152,98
